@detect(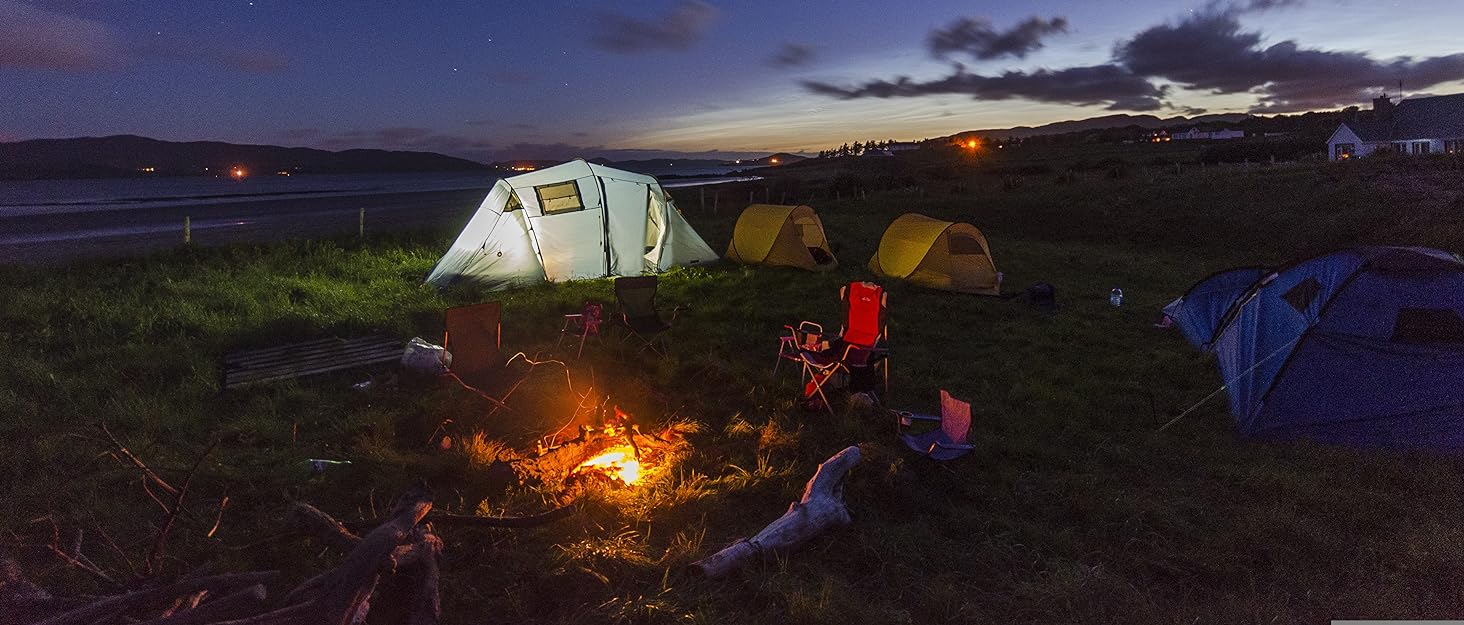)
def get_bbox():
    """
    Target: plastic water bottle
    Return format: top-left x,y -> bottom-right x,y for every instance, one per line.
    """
1109,287 -> 1124,307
